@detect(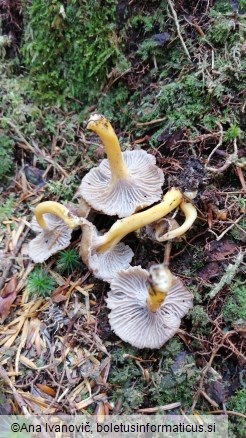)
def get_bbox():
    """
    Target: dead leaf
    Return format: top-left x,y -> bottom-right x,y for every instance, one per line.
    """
51,279 -> 70,303
204,239 -> 237,261
19,355 -> 38,370
0,275 -> 18,322
206,380 -> 225,405
26,318 -> 45,356
198,262 -> 220,281
36,384 -> 56,398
